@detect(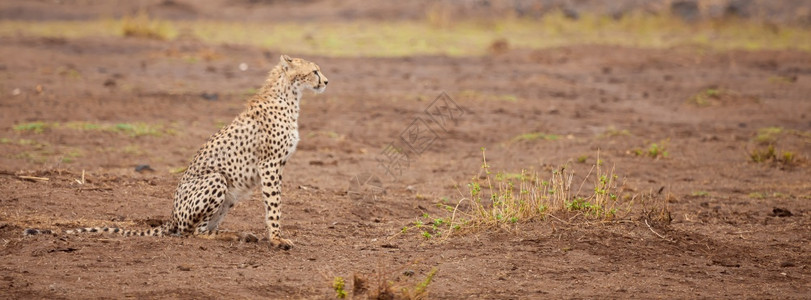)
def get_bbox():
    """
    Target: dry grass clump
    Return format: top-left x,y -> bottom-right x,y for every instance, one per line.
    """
120,10 -> 174,40
399,149 -> 667,241
464,149 -> 625,225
